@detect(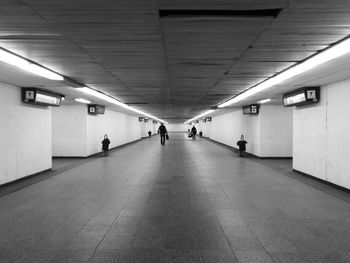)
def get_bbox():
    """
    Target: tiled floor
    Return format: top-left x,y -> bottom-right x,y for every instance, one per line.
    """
0,133 -> 349,263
